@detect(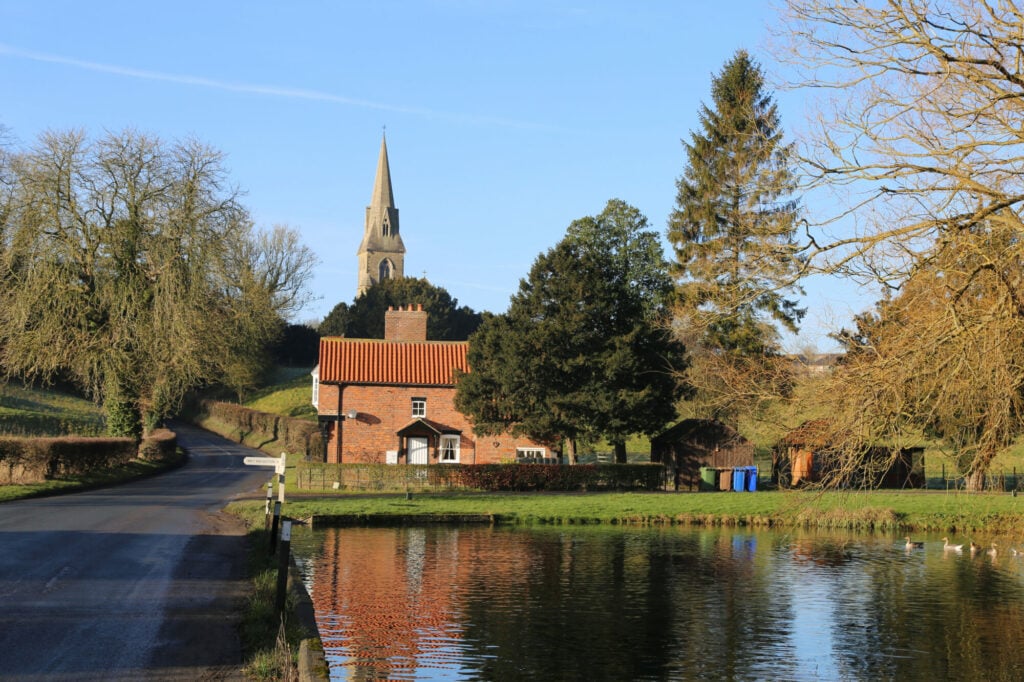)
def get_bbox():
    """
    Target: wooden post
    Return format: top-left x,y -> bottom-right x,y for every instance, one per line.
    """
269,501 -> 282,555
275,520 -> 292,613
264,481 -> 273,528
277,452 -> 287,504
